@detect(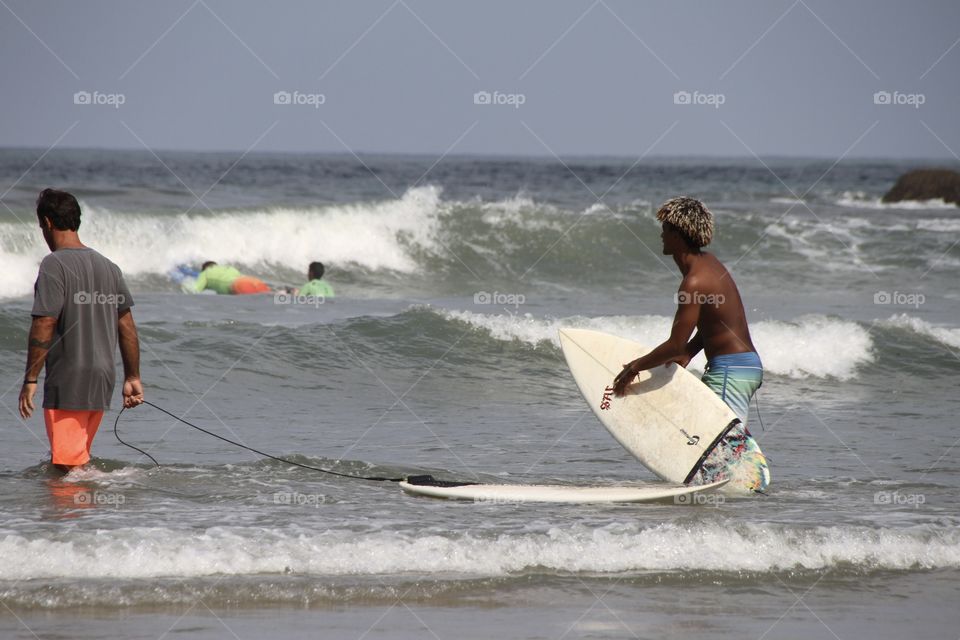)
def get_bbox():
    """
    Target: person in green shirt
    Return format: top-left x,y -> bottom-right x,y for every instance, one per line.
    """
297,261 -> 335,298
194,261 -> 272,295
